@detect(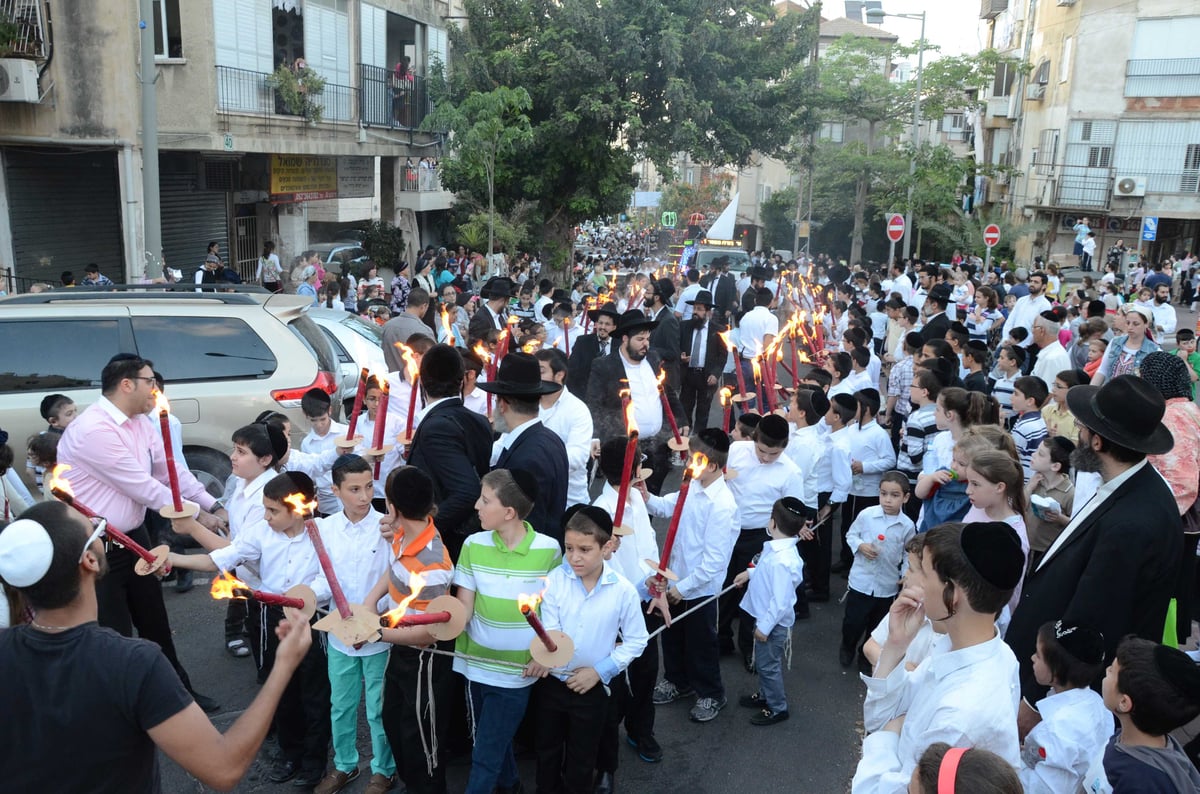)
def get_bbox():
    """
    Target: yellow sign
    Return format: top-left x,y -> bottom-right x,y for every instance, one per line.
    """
270,155 -> 337,201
